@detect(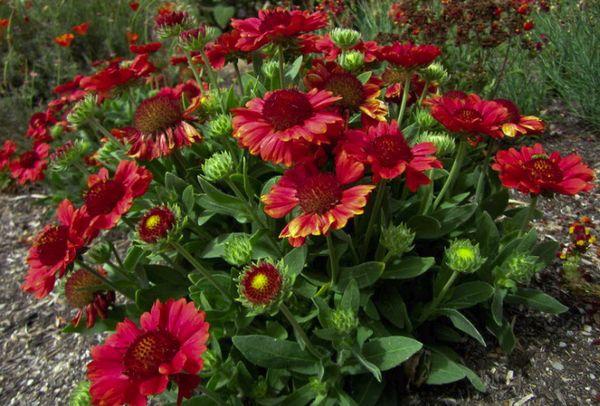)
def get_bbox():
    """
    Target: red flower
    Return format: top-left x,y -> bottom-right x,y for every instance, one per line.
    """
426,92 -> 510,141
377,42 -> 441,70
127,31 -> 140,44
26,110 -> 56,142
300,34 -> 379,63
232,88 -> 343,167
87,298 -> 209,406
82,160 -> 152,230
53,75 -> 86,101
129,1 -> 140,11
492,98 -> 544,138
115,87 -> 202,160
72,22 -> 89,36
232,8 -> 328,51
0,140 -> 16,169
523,20 -> 535,31
22,200 -> 96,298
340,120 -> 442,188
9,142 -> 49,184
383,72 -> 437,105
0,18 -> 9,28
130,42 -> 162,54
54,33 -> 75,47
491,143 -> 595,196
138,206 -> 176,243
205,30 -> 244,69
240,262 -> 283,305
65,267 -> 115,328
155,9 -> 188,29
304,60 -> 387,123
262,161 -> 375,246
